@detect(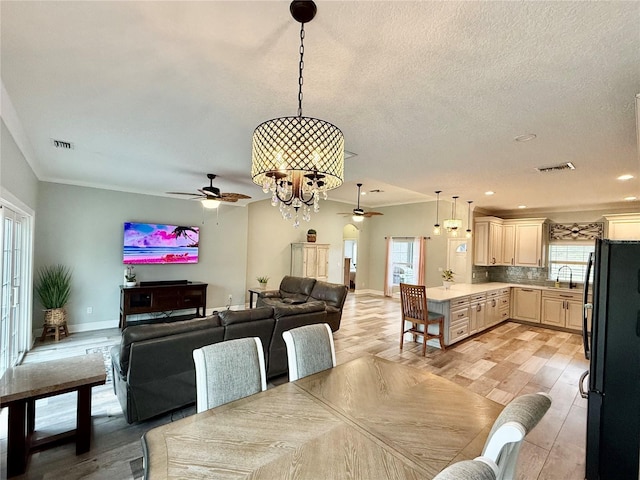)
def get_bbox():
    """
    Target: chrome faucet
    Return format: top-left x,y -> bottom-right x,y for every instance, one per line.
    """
557,265 -> 576,289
